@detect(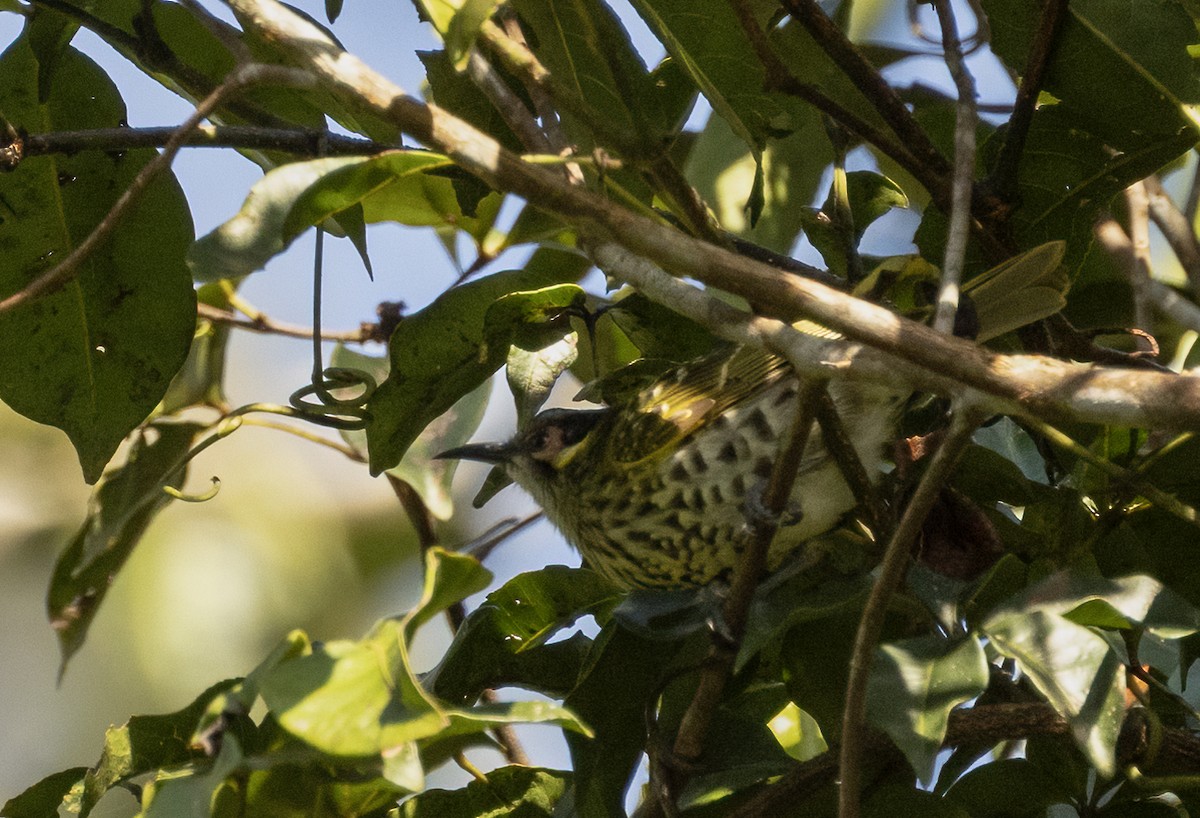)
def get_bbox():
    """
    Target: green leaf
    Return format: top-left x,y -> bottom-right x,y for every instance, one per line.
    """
866,635 -> 989,780
766,702 -> 828,763
403,547 -> 494,637
511,0 -> 677,145
396,766 -> 570,817
259,619 -> 447,762
261,550 -> 489,761
993,571 -> 1200,639
985,0 -> 1200,151
604,292 -> 719,361
982,609 -> 1126,775
945,758 -> 1074,816
137,735 -> 244,818
628,0 -> 789,152
428,567 -> 621,703
188,156 -> 364,281
565,617 -> 707,816
0,767 -> 87,818
48,421 -> 207,674
365,269 -> 582,474
413,0 -> 502,69
419,49 -> 524,154
280,151 -> 473,242
802,171 -> 909,273
507,335 -> 579,430
963,241 -> 1069,342
332,344 -> 491,520
0,37 -> 196,482
158,284 -> 233,414
80,679 -> 240,816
